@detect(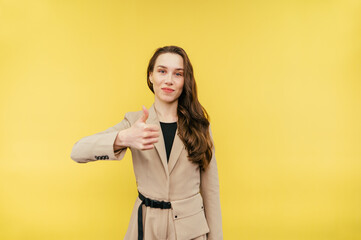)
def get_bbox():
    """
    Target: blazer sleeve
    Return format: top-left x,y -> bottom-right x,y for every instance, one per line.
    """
200,125 -> 223,240
70,113 -> 131,163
